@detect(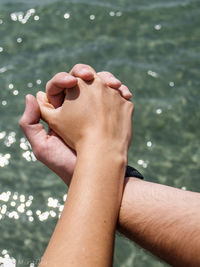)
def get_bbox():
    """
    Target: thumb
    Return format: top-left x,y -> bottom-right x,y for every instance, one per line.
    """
36,91 -> 58,126
20,94 -> 40,126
